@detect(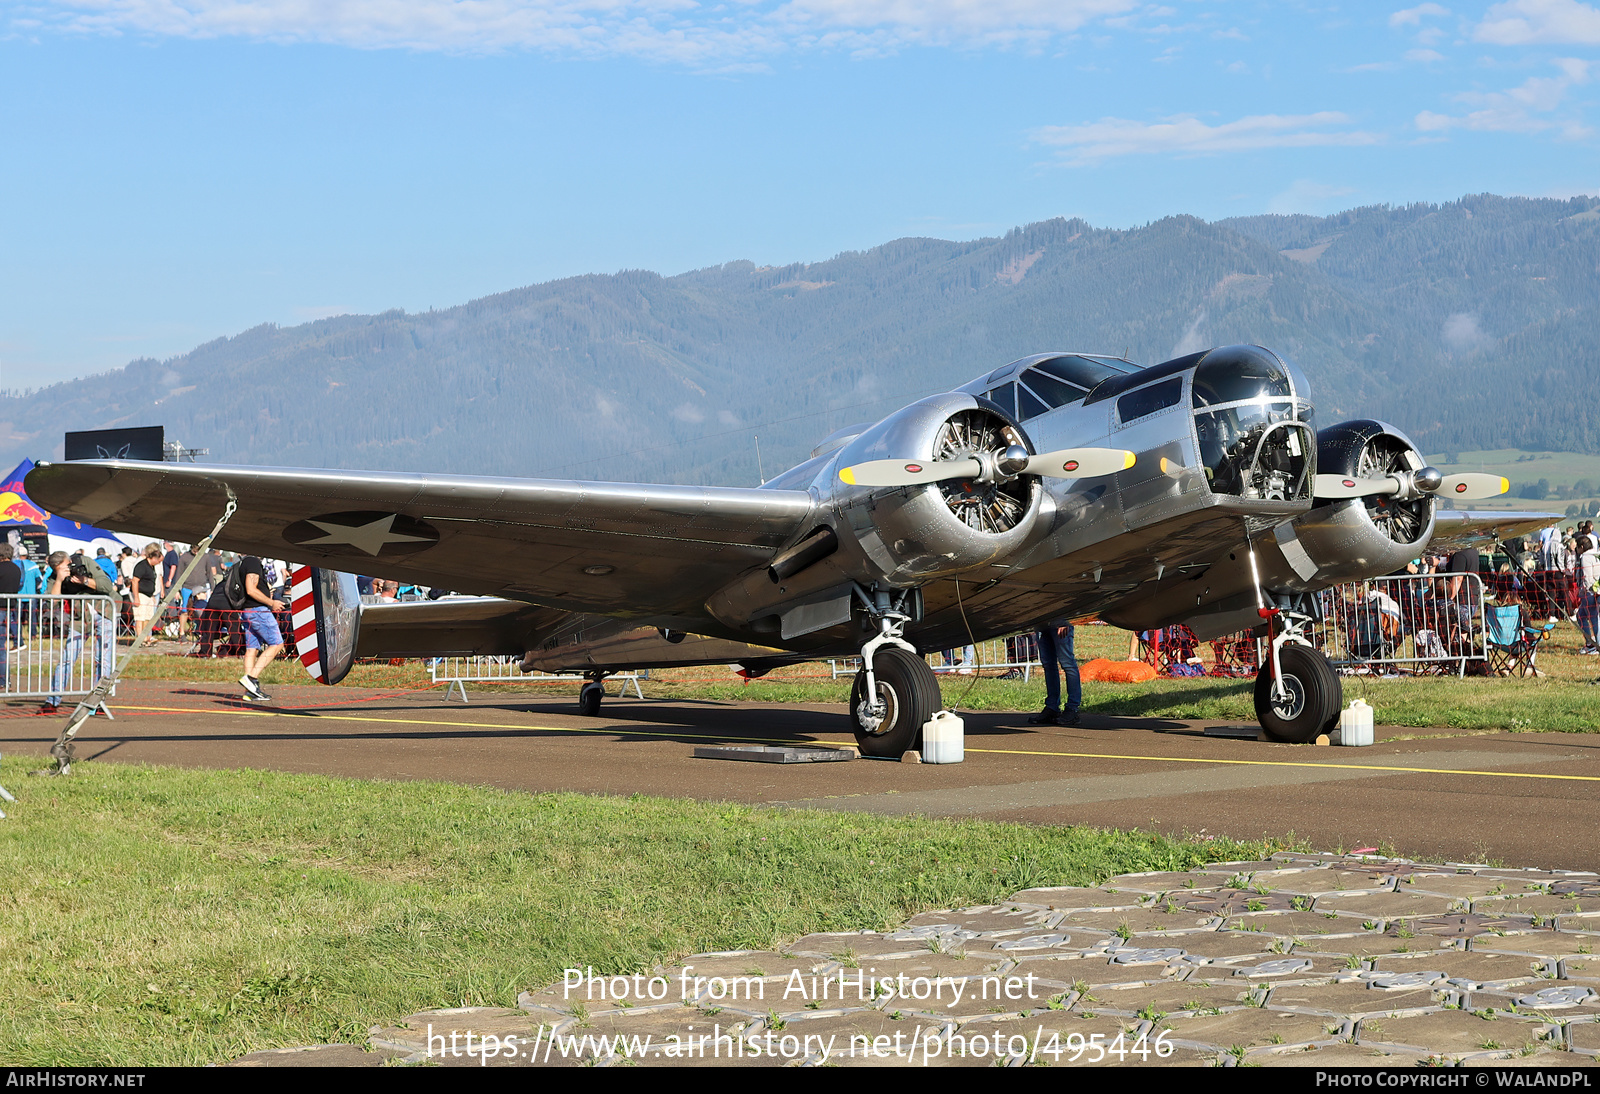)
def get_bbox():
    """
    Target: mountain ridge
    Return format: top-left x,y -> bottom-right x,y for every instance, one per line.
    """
3,193 -> 1595,486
